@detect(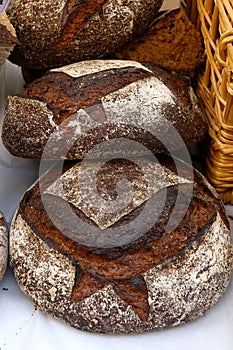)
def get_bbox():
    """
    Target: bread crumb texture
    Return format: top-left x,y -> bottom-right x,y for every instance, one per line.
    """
114,9 -> 205,73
